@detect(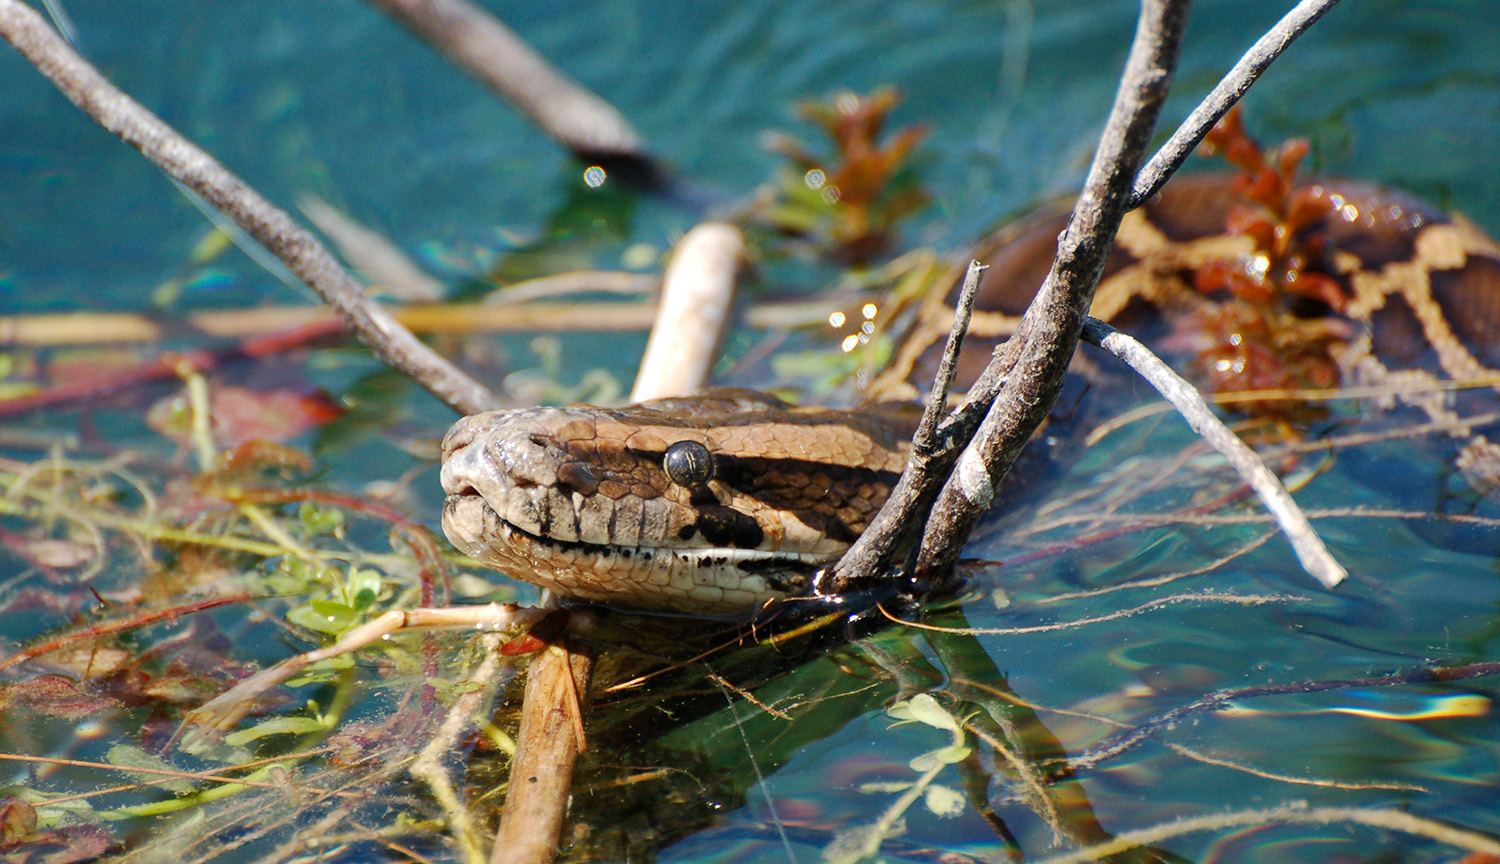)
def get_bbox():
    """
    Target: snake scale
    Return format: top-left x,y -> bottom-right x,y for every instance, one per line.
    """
441,129 -> 1500,615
